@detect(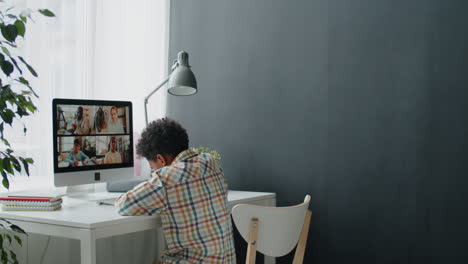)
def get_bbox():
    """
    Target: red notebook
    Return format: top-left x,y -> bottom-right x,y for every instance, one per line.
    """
0,197 -> 62,202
